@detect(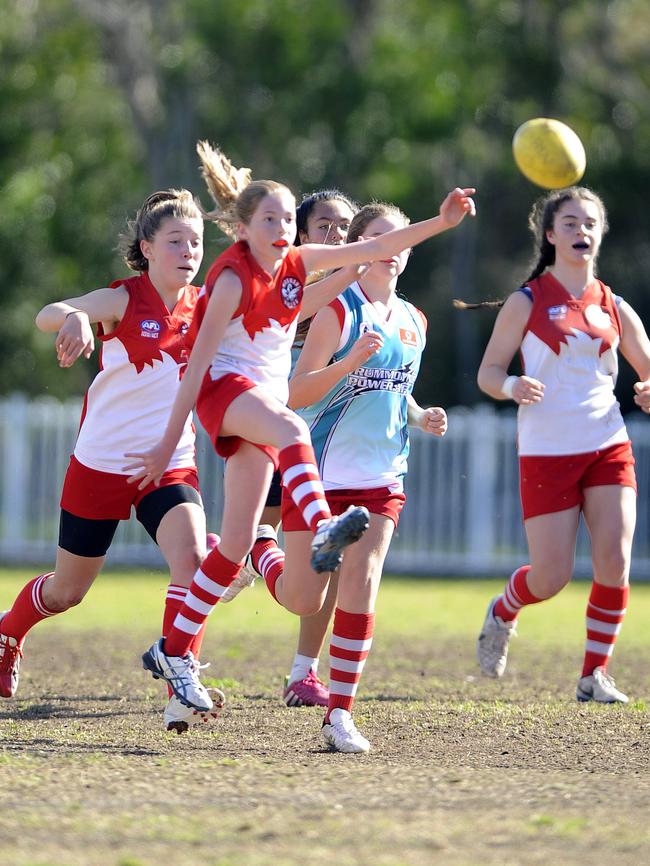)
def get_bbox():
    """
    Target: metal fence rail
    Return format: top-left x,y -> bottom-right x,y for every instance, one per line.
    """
1,394 -> 649,578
